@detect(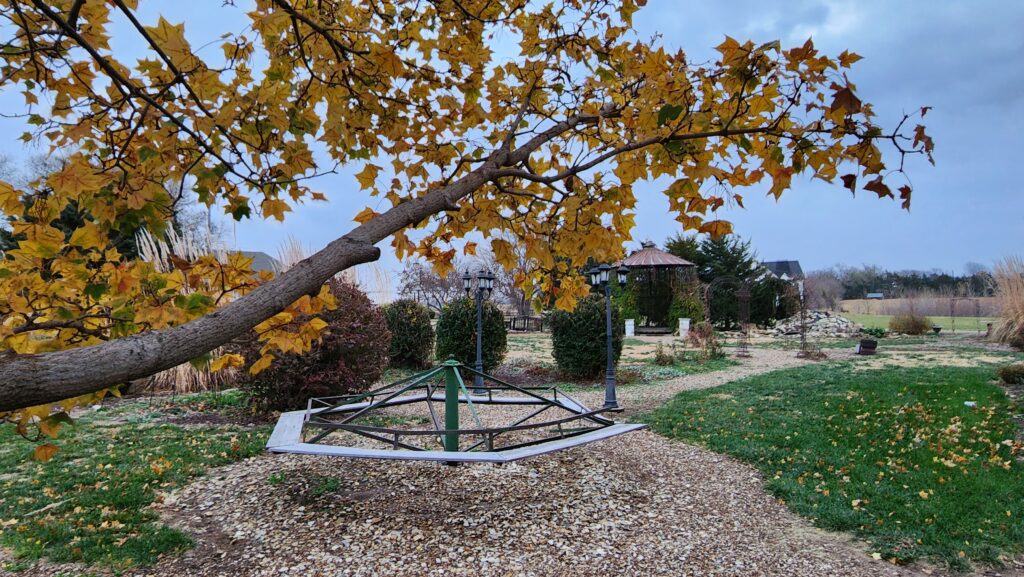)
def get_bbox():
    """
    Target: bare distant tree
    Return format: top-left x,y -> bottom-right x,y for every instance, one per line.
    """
805,270 -> 844,310
475,244 -> 537,316
397,260 -> 467,313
